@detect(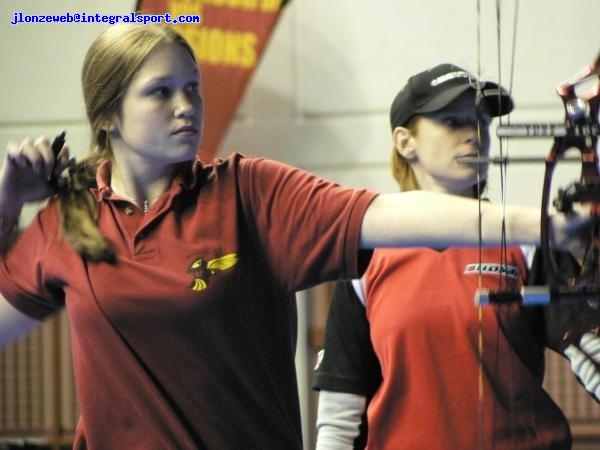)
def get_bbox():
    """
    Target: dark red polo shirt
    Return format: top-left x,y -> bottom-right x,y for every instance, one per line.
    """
0,153 -> 376,449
